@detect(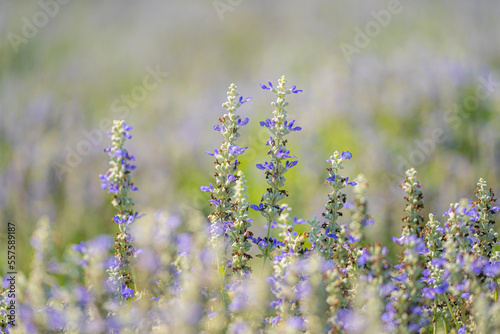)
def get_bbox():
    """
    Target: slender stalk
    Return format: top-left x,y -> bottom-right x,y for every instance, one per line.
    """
495,279 -> 499,302
443,318 -> 448,334
260,204 -> 276,275
444,294 -> 460,330
255,77 -> 301,274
